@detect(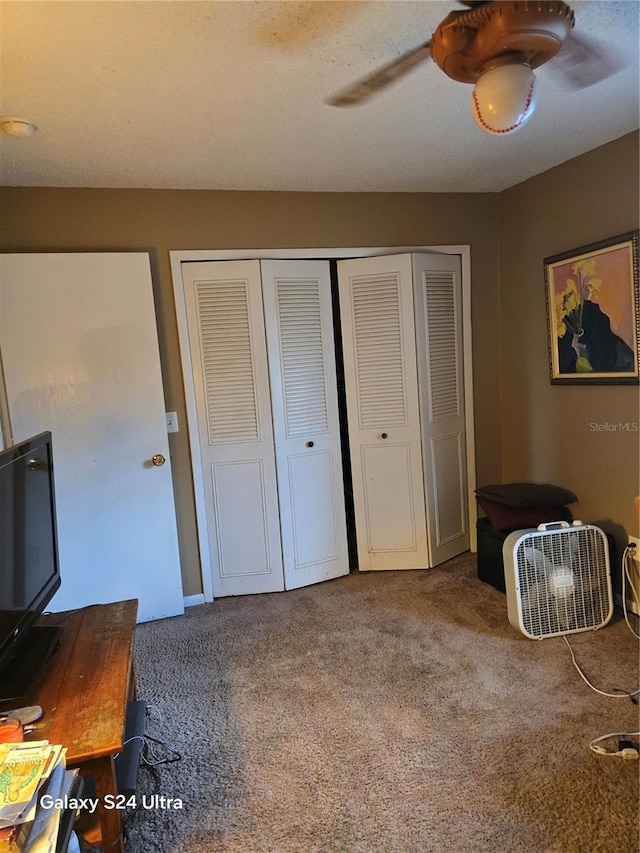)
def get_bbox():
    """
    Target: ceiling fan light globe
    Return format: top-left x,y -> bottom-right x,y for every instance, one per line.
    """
471,63 -> 538,136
